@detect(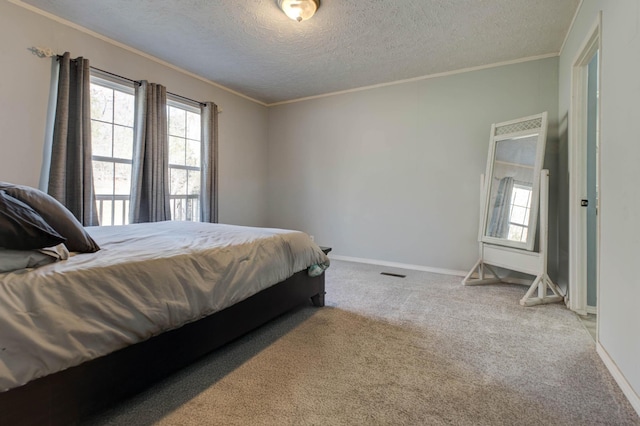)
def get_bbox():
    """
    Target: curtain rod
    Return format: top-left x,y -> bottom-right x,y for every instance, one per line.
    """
47,53 -> 222,111
53,55 -> 208,108
90,66 -> 206,107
